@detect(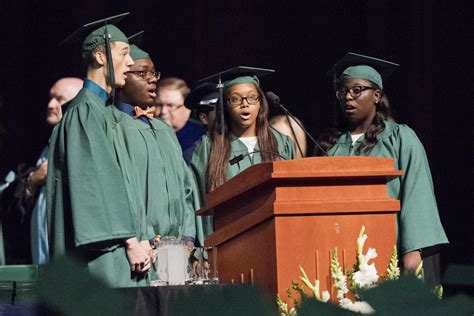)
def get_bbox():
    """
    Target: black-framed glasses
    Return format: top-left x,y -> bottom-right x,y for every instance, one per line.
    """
336,85 -> 376,100
126,70 -> 161,81
226,94 -> 261,106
